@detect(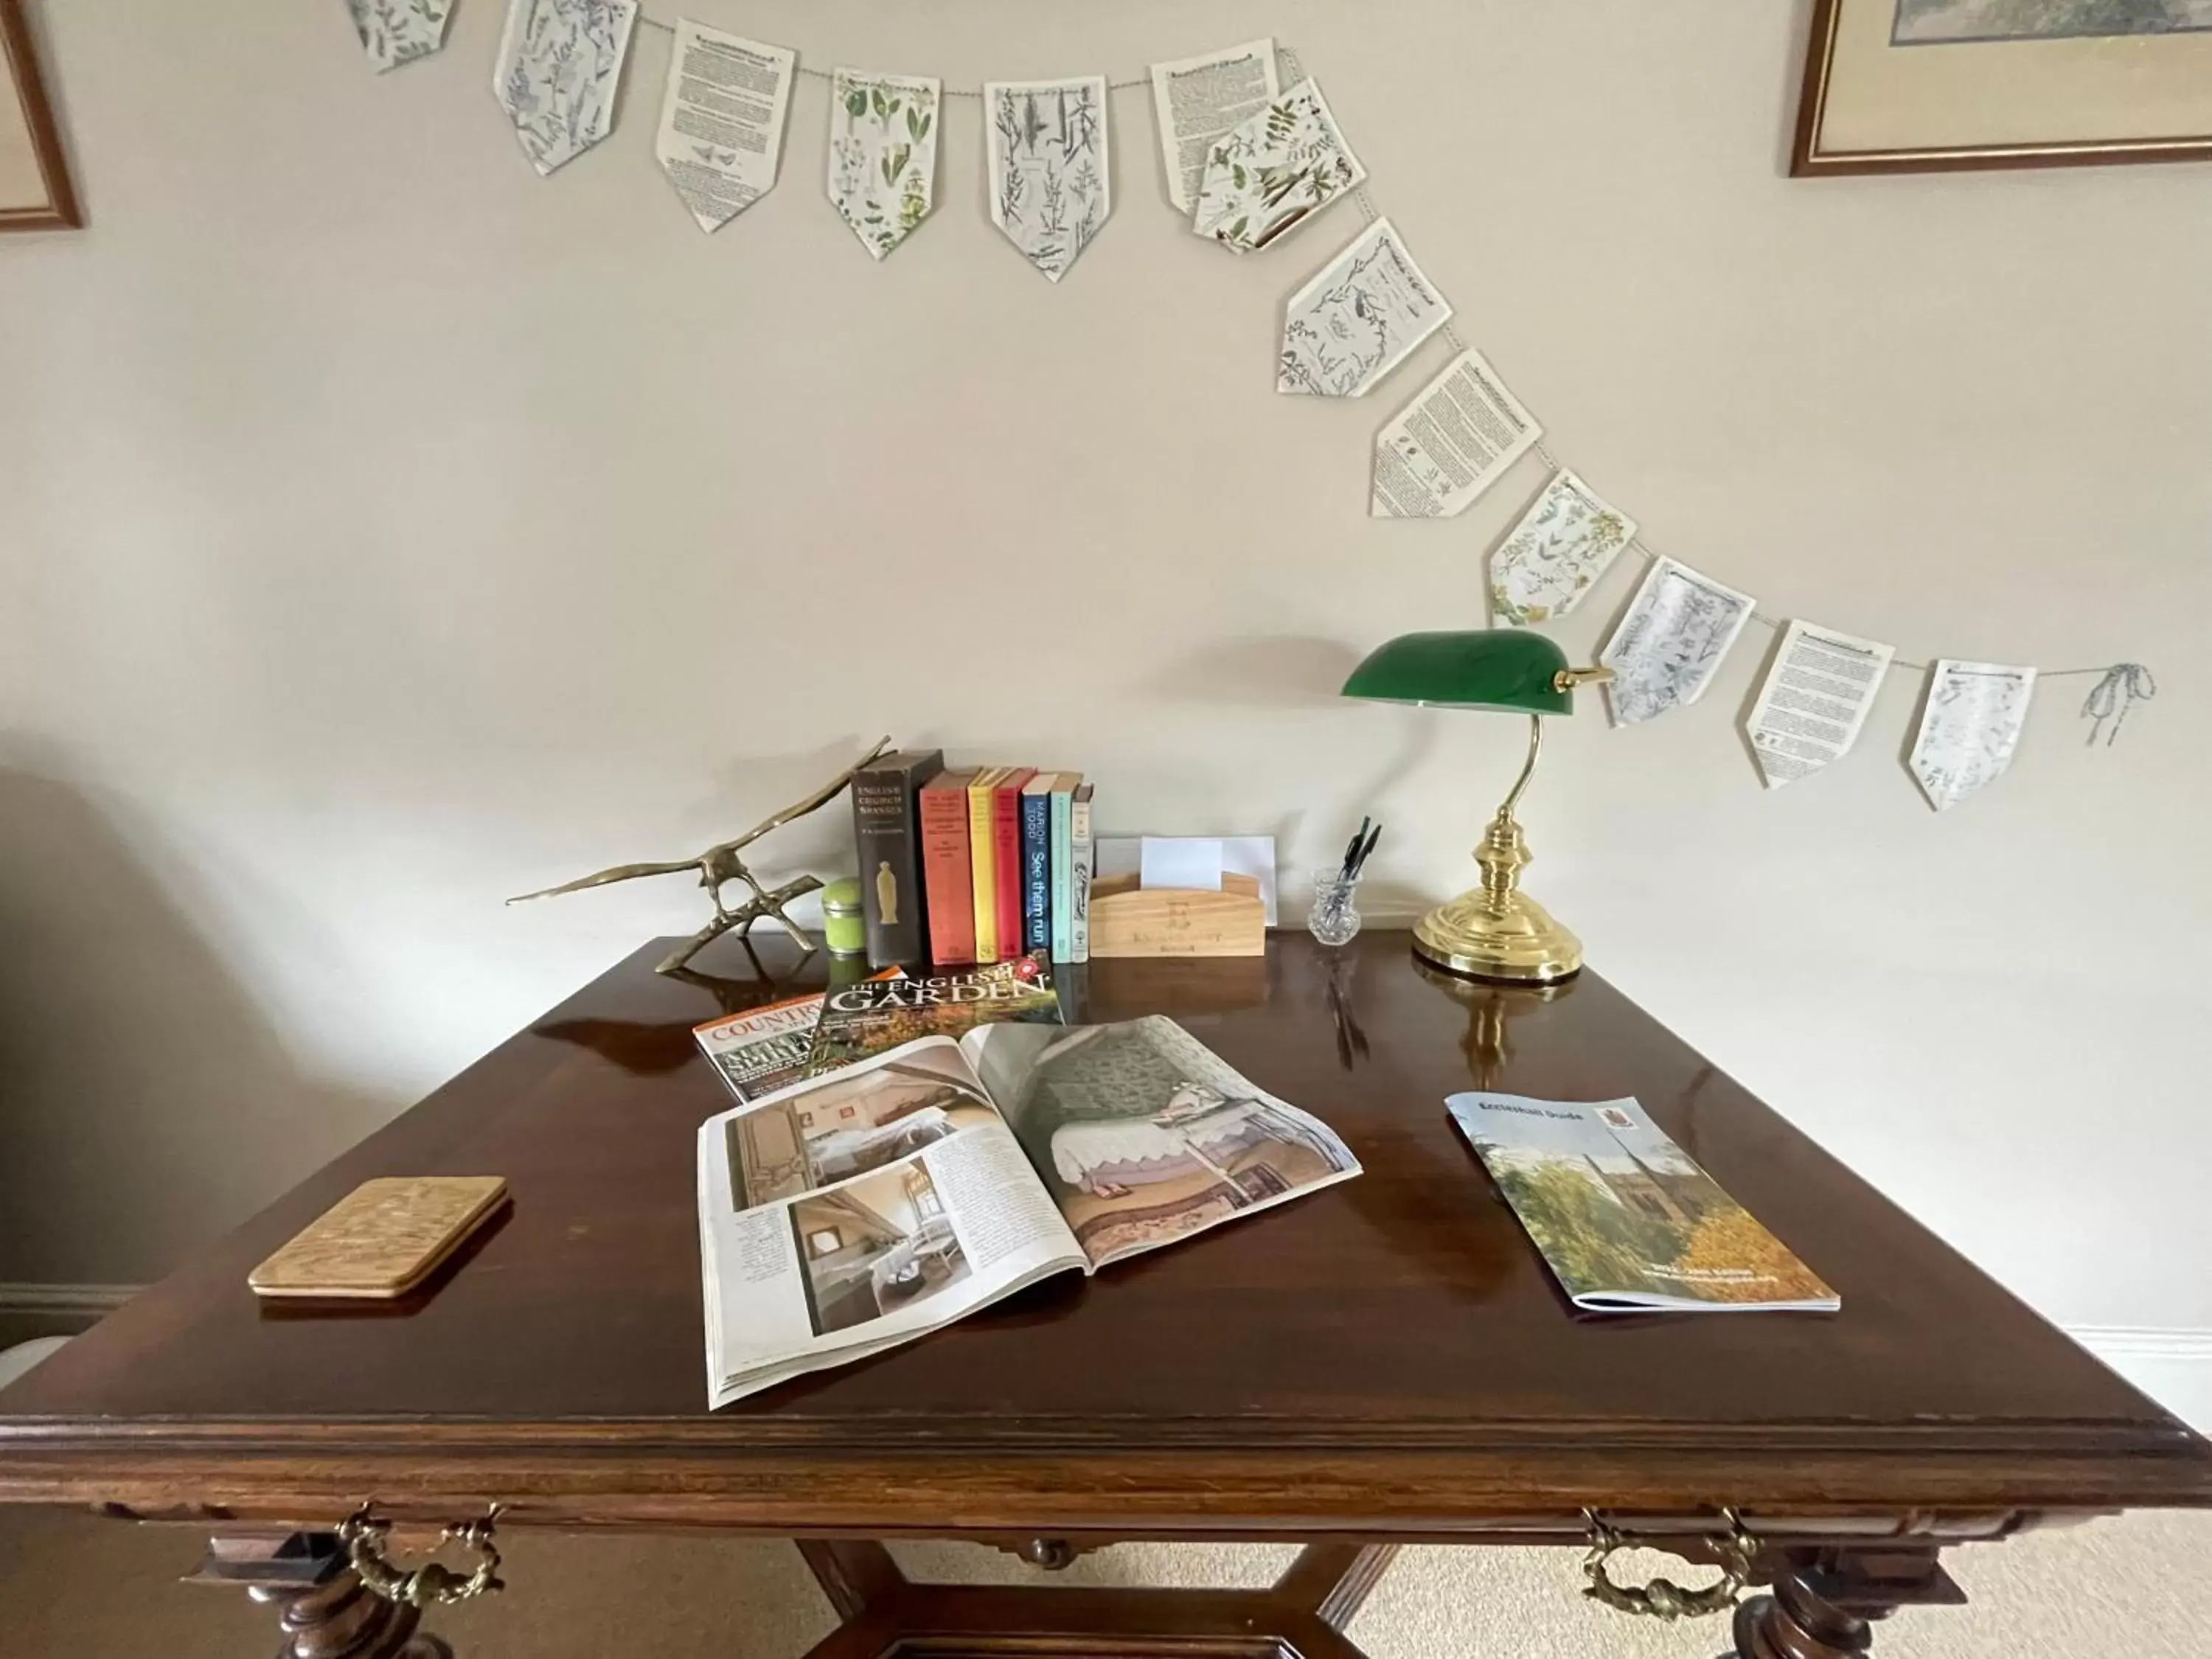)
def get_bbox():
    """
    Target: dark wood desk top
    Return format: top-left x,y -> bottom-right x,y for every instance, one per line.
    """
3,933 -> 2206,1538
